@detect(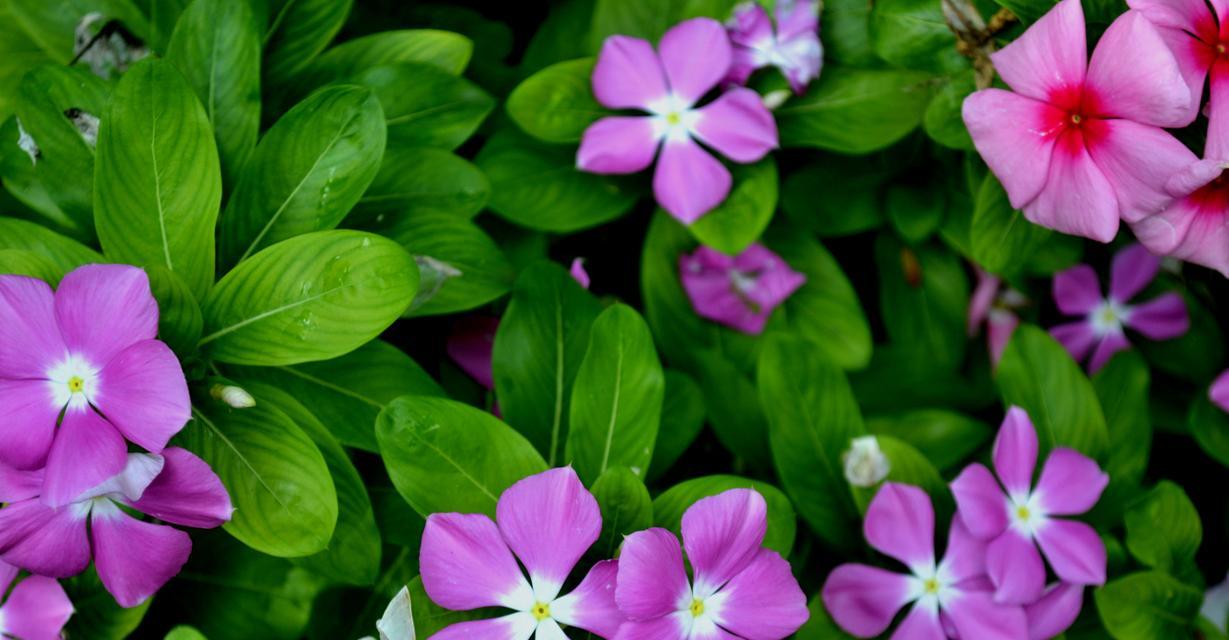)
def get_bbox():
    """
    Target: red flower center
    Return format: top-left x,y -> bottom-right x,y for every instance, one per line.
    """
1188,169 -> 1229,216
